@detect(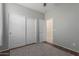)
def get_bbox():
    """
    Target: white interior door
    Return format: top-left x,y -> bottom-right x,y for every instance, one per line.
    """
9,14 -> 25,49
26,18 -> 37,44
47,19 -> 53,43
39,19 -> 46,42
